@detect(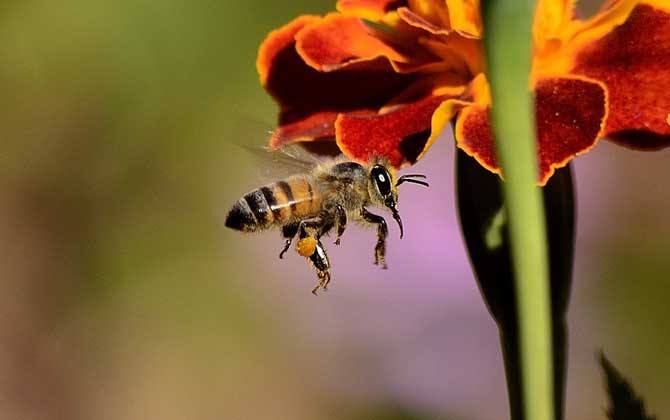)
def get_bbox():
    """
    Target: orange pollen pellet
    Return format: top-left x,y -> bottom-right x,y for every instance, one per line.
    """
296,236 -> 317,257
